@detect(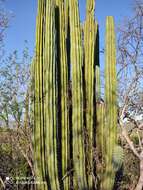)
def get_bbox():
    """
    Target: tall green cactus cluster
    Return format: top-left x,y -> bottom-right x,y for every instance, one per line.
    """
33,0 -> 120,190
